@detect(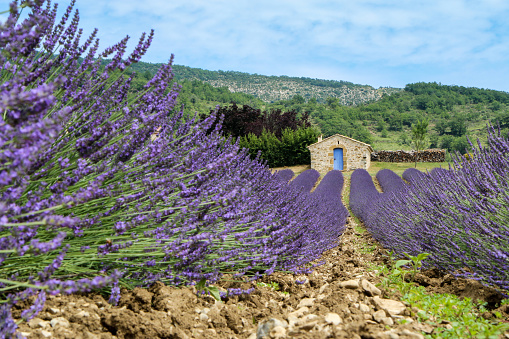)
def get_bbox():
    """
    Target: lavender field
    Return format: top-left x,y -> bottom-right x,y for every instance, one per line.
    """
1,0 -> 509,337
350,128 -> 509,292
